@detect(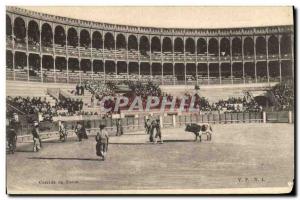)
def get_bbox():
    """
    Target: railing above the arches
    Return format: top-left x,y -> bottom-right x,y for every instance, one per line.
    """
6,6 -> 293,37
8,44 -> 293,62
